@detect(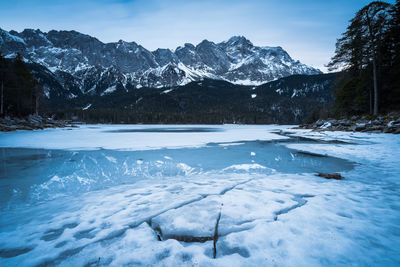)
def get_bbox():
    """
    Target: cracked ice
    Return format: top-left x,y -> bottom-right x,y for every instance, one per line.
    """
0,124 -> 399,266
